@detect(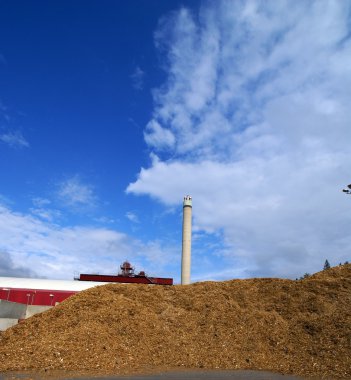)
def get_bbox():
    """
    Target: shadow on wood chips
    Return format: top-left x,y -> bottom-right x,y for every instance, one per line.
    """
0,265 -> 350,379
